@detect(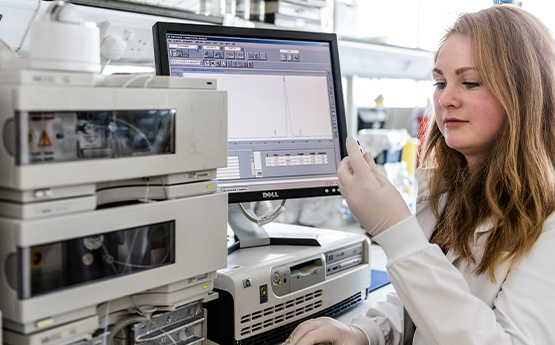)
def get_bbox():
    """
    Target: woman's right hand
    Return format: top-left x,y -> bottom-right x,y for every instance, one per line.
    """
337,136 -> 411,237
286,317 -> 369,345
